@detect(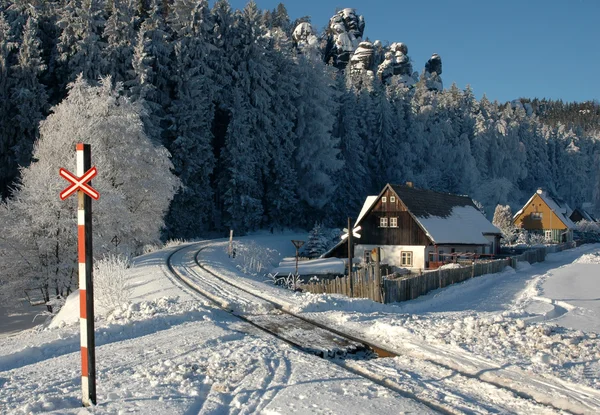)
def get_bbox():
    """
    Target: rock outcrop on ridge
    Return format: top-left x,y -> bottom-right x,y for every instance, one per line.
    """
291,7 -> 443,90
